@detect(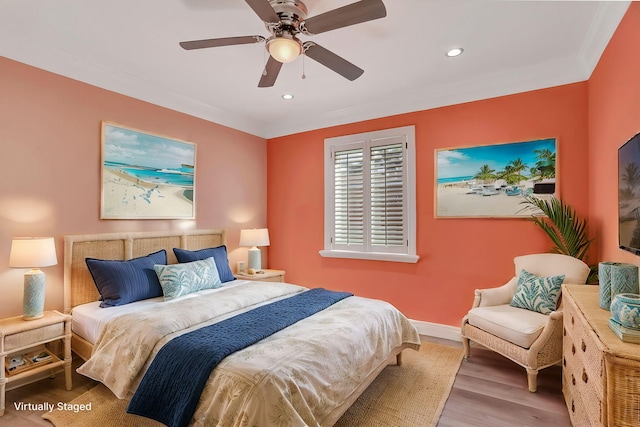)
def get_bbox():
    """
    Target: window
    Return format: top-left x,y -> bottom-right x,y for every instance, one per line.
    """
320,126 -> 418,263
